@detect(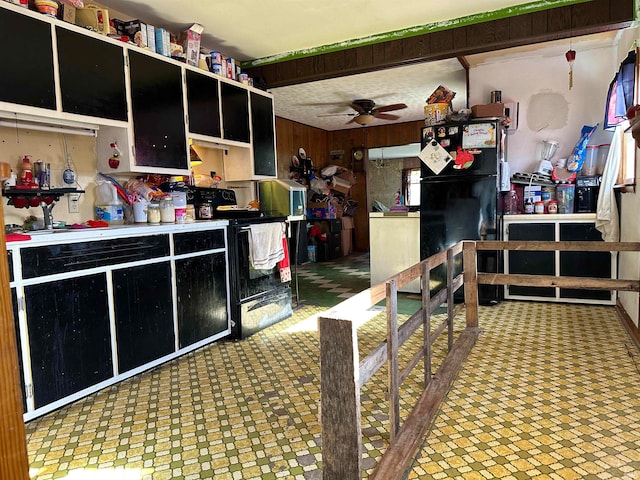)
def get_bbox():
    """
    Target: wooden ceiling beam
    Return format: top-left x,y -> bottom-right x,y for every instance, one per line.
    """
246,0 -> 634,89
